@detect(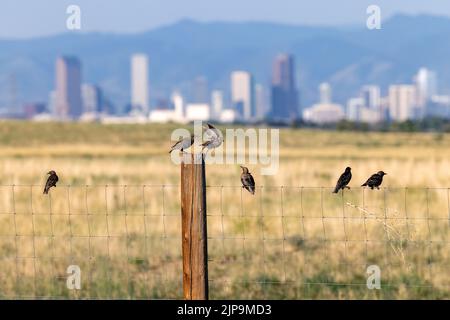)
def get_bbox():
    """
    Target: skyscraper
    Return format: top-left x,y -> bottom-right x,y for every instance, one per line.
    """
270,54 -> 299,122
231,71 -> 255,121
82,84 -> 103,114
55,56 -> 83,118
361,85 -> 381,109
255,84 -> 268,120
131,53 -> 149,113
388,85 -> 417,121
414,68 -> 437,107
211,90 -> 224,120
